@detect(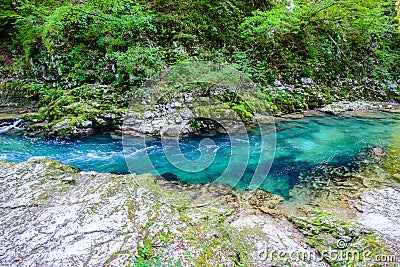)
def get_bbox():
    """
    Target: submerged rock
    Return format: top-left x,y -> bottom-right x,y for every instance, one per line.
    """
372,146 -> 386,157
159,172 -> 179,182
281,145 -> 400,259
